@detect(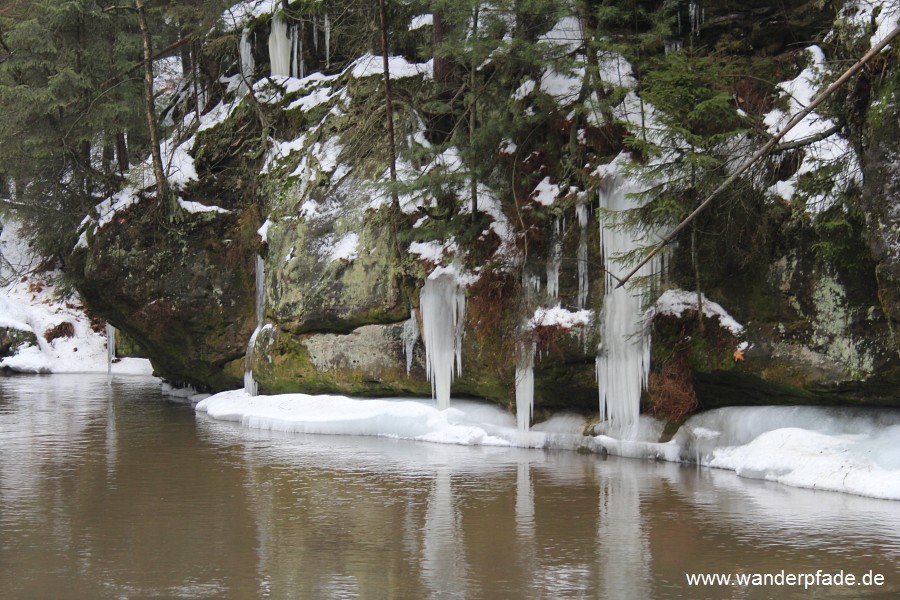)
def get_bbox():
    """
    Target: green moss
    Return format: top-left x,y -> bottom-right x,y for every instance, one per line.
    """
254,327 -> 433,397
0,326 -> 38,358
